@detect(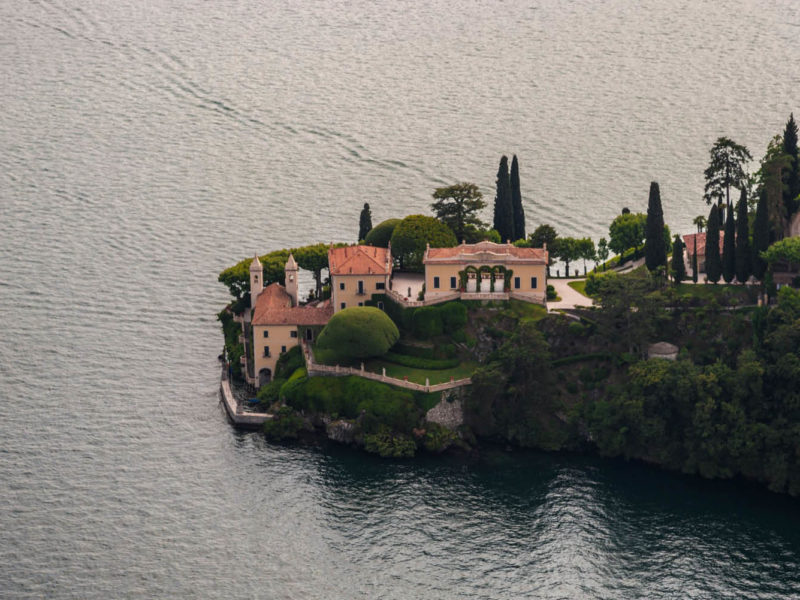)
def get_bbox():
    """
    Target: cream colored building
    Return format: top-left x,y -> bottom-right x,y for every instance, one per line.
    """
249,253 -> 331,386
329,245 -> 392,312
422,241 -> 548,304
